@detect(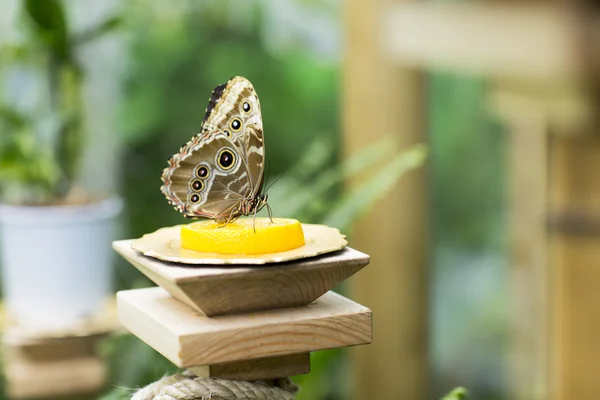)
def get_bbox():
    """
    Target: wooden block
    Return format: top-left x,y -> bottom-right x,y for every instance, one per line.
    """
113,240 -> 369,316
189,353 -> 310,380
487,79 -> 594,134
383,3 -> 597,80
117,287 -> 372,368
3,333 -> 106,399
